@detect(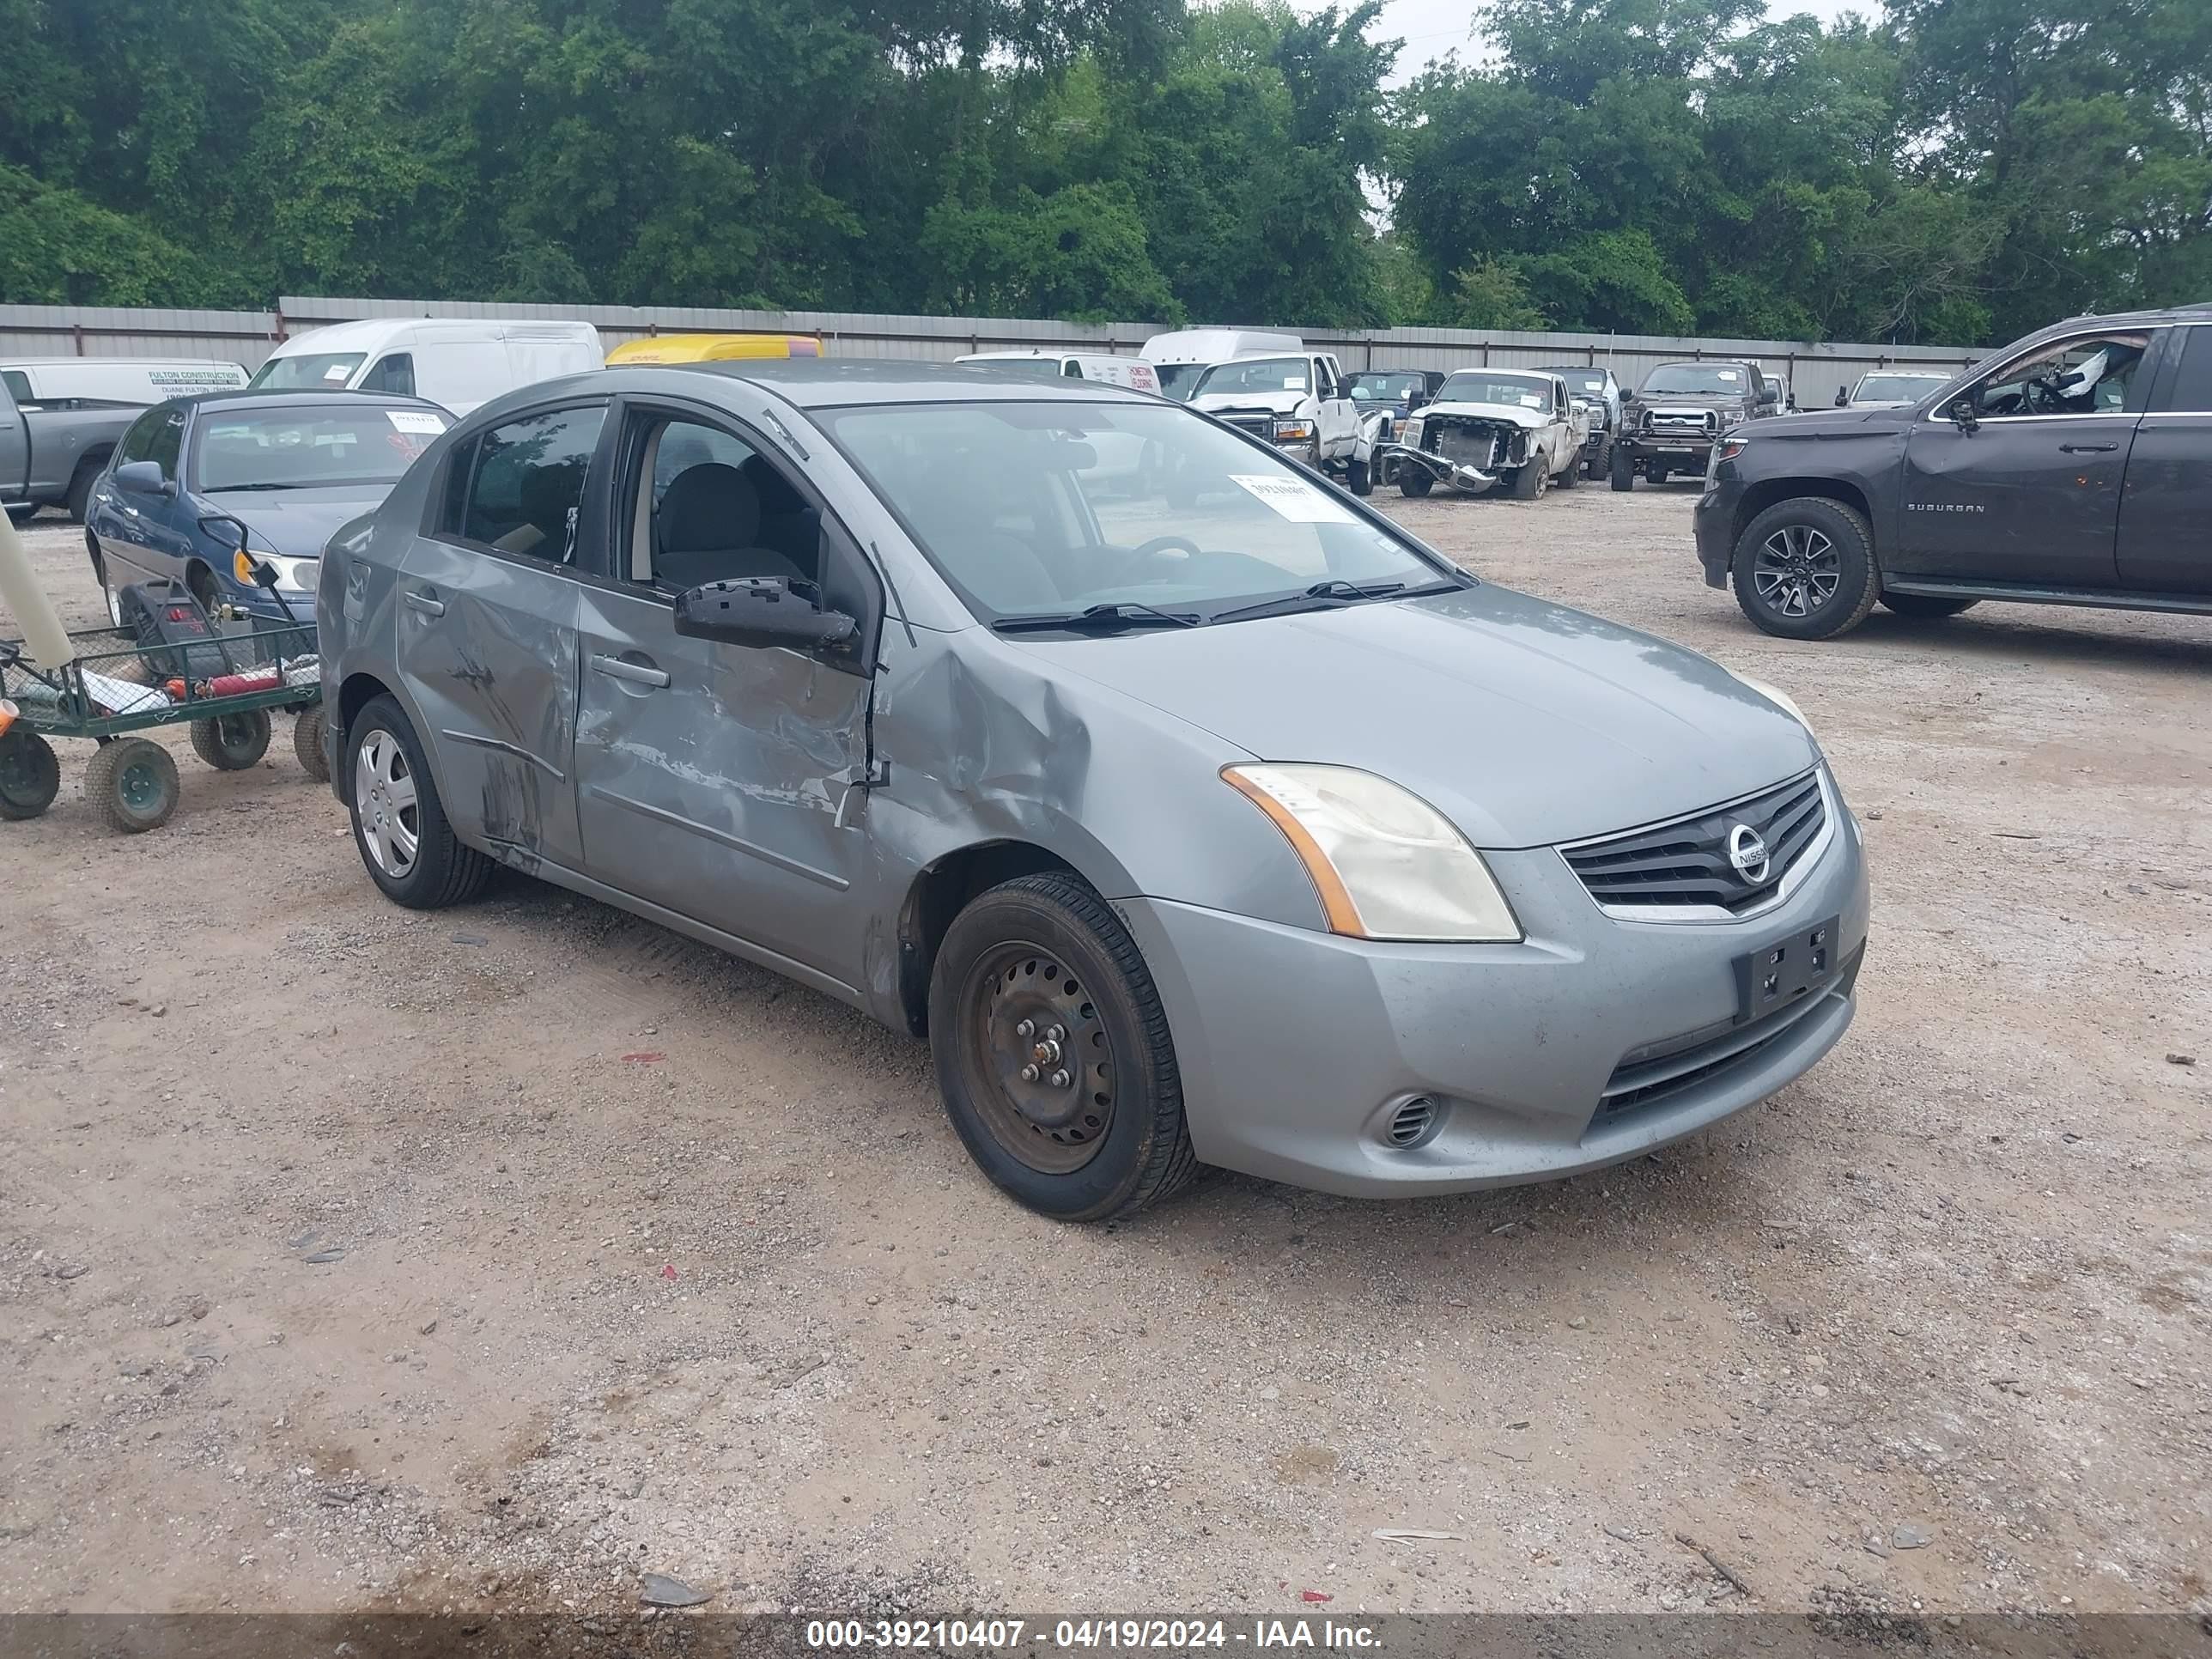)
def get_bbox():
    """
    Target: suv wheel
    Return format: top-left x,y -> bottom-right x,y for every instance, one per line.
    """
1732,497 -> 1881,640
1609,444 -> 1635,491
928,872 -> 1198,1222
347,694 -> 493,908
